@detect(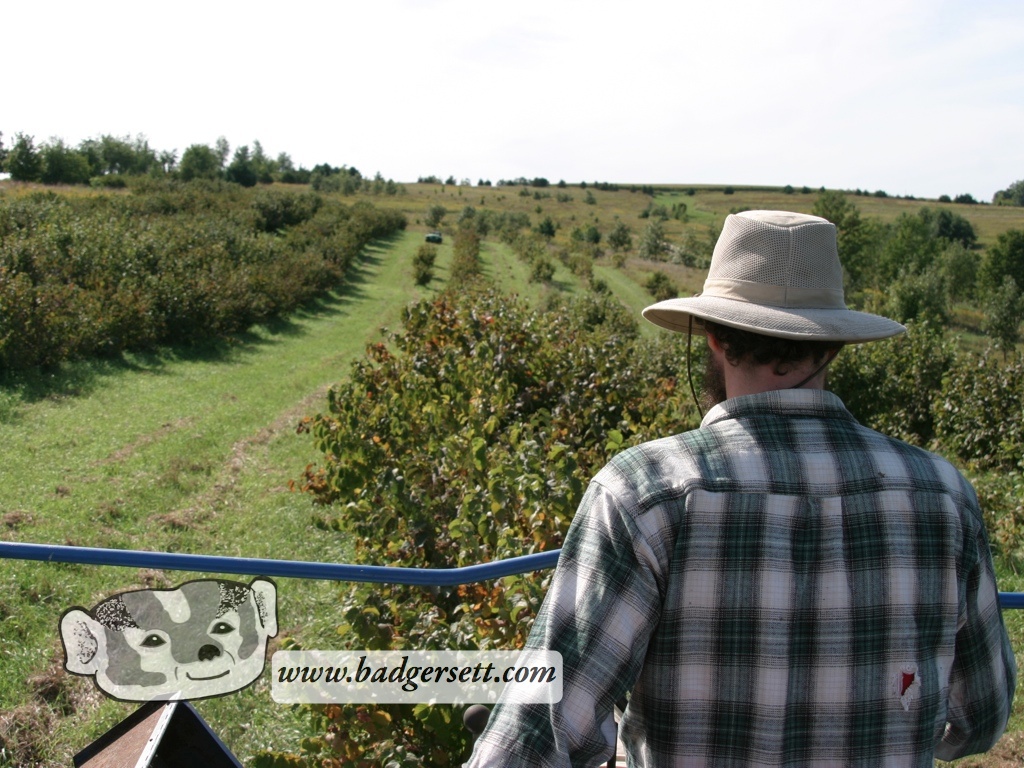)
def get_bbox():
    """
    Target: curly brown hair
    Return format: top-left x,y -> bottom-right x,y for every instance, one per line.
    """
702,320 -> 842,376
